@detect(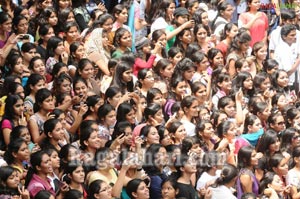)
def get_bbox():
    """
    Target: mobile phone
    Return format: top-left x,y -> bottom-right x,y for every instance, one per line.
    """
20,34 -> 29,40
